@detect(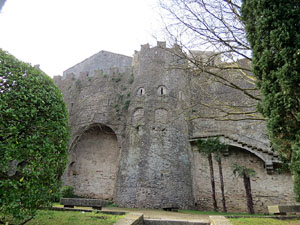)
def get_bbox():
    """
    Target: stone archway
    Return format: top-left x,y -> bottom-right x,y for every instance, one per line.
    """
64,124 -> 121,200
